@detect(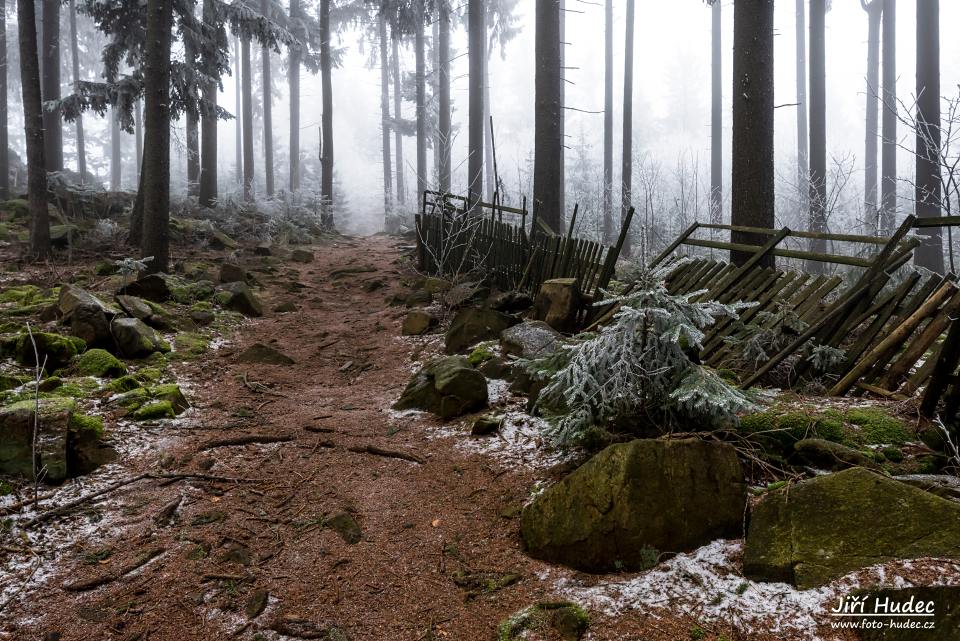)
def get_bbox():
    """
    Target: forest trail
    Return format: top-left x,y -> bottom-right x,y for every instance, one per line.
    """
3,235 -> 561,641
